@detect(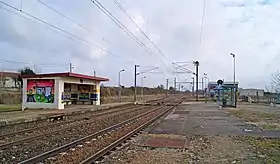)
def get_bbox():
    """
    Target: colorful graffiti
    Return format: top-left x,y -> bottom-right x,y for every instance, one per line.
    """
26,79 -> 55,103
